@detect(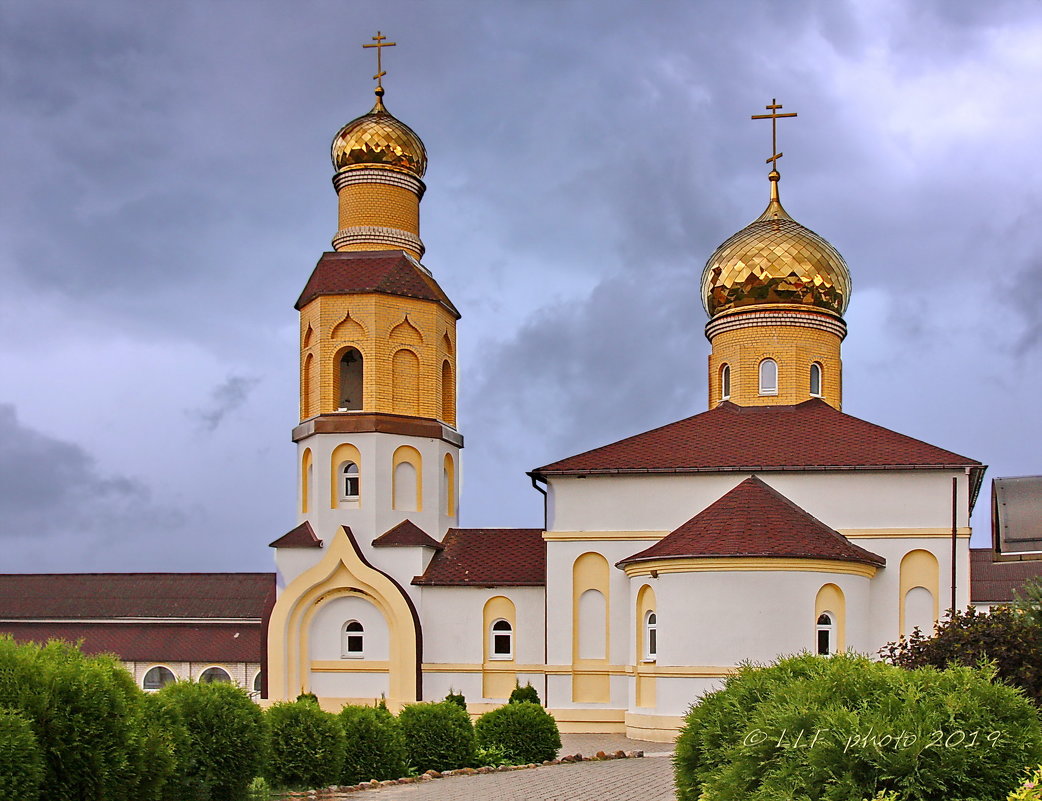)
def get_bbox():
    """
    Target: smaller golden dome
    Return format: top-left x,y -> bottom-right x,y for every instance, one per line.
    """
331,88 -> 427,177
701,171 -> 851,317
